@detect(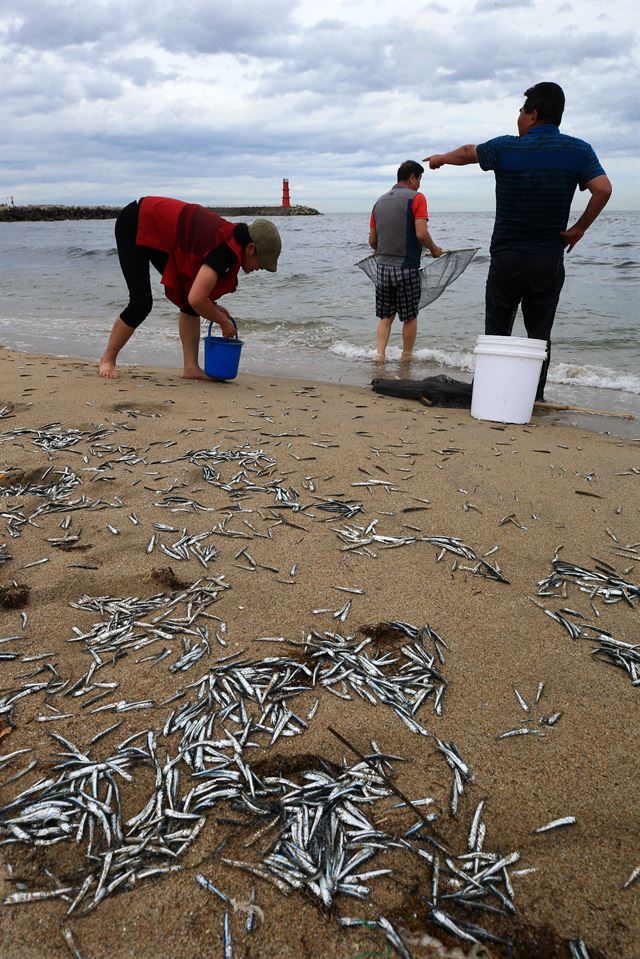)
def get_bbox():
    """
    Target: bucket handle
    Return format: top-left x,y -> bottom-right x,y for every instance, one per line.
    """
207,316 -> 238,340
